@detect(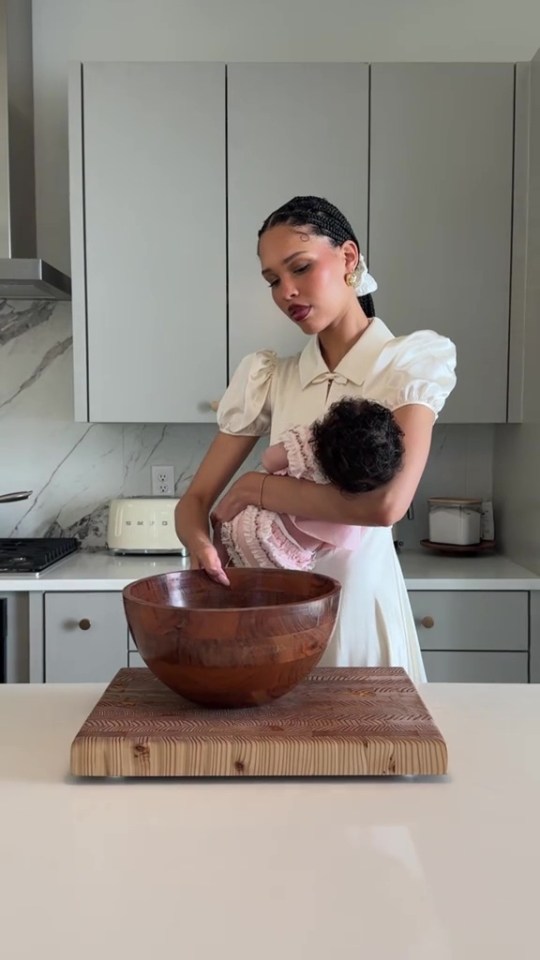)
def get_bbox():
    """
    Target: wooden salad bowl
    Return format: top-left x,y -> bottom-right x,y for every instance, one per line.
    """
123,568 -> 341,708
